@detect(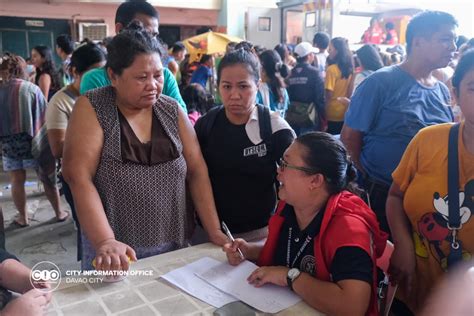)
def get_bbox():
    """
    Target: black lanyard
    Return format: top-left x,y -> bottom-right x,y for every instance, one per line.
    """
286,227 -> 313,268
